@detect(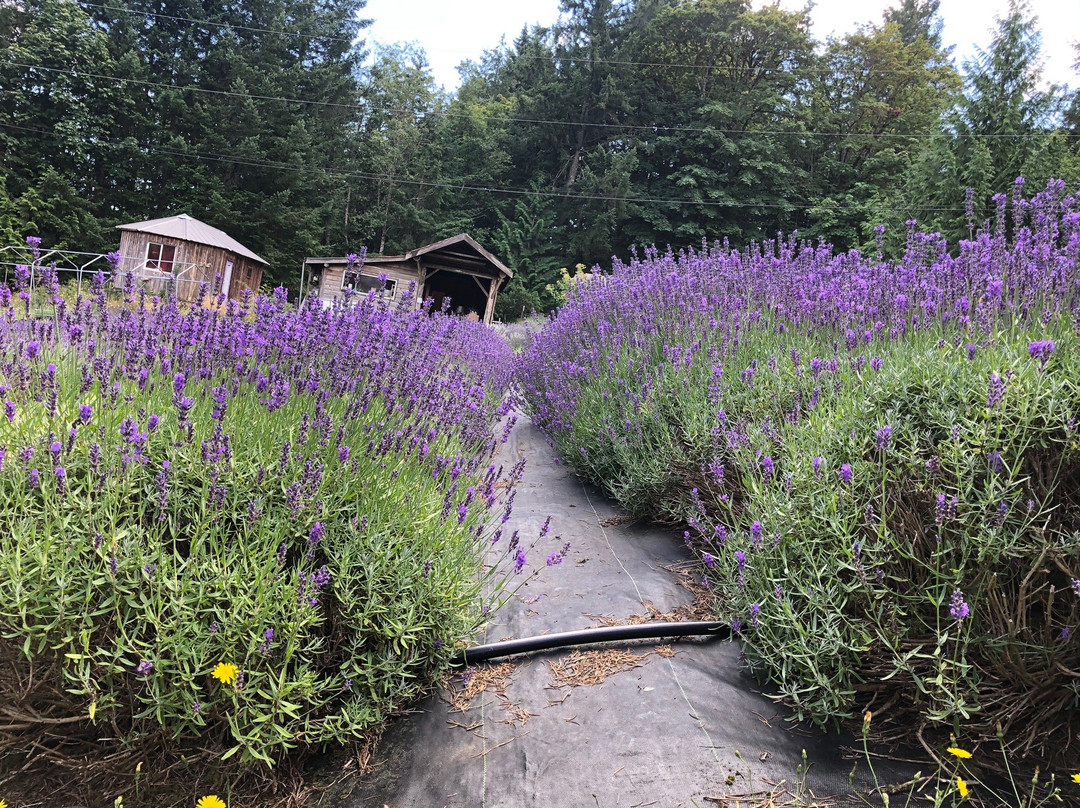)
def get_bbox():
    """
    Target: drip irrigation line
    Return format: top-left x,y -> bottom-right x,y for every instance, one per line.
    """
448,620 -> 729,667
6,59 -> 1075,140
